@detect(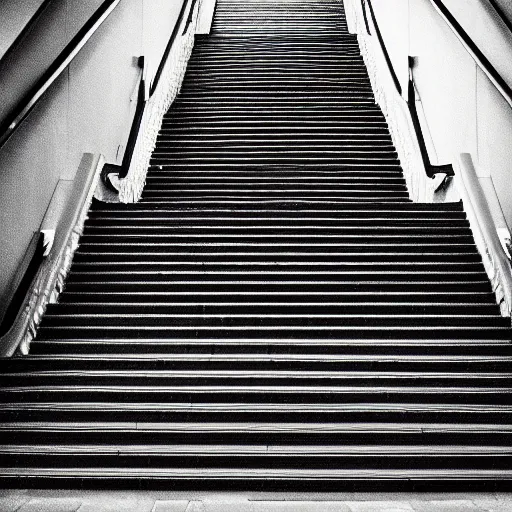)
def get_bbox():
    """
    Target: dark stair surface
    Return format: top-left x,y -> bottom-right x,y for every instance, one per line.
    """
1,0 -> 511,490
